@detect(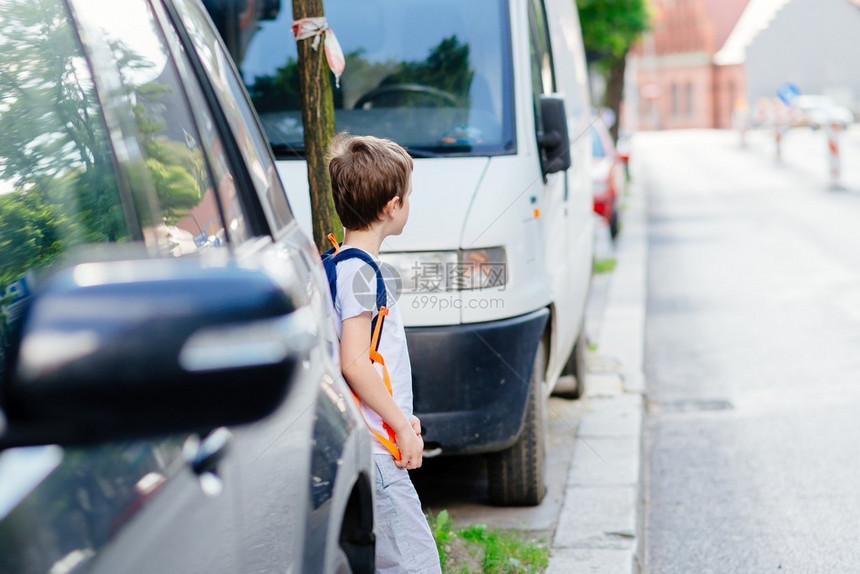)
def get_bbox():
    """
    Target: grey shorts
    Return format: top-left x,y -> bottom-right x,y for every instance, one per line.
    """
373,454 -> 442,574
